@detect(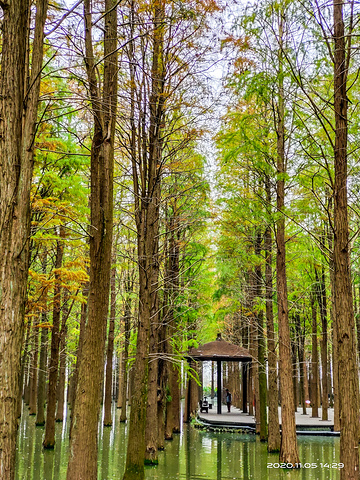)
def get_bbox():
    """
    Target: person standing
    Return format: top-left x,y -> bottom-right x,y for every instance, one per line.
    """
226,388 -> 232,413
